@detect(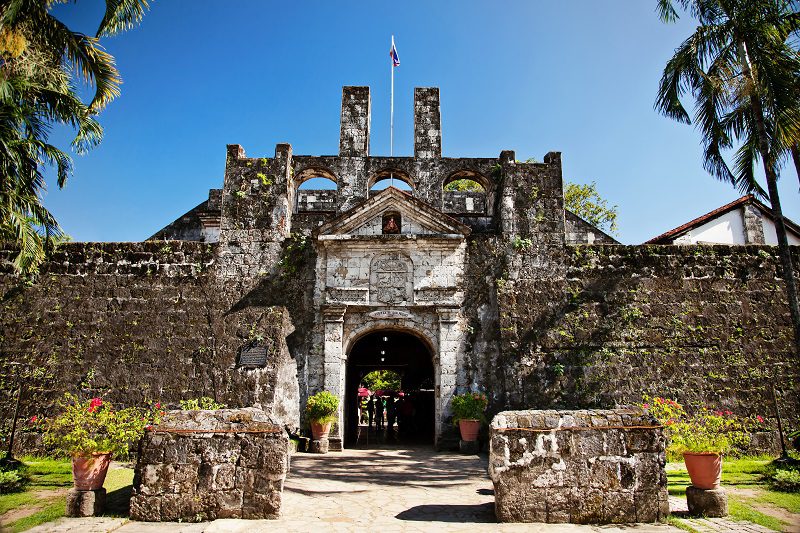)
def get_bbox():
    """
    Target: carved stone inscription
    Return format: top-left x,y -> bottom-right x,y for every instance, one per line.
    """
370,253 -> 412,305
